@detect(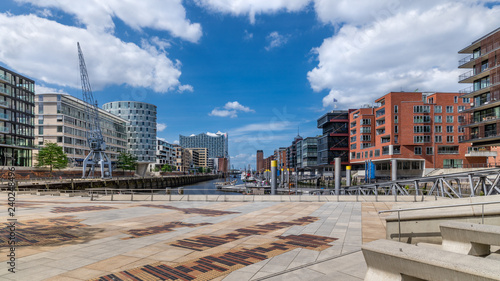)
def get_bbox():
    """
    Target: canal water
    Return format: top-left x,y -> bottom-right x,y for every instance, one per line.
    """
178,177 -> 332,195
